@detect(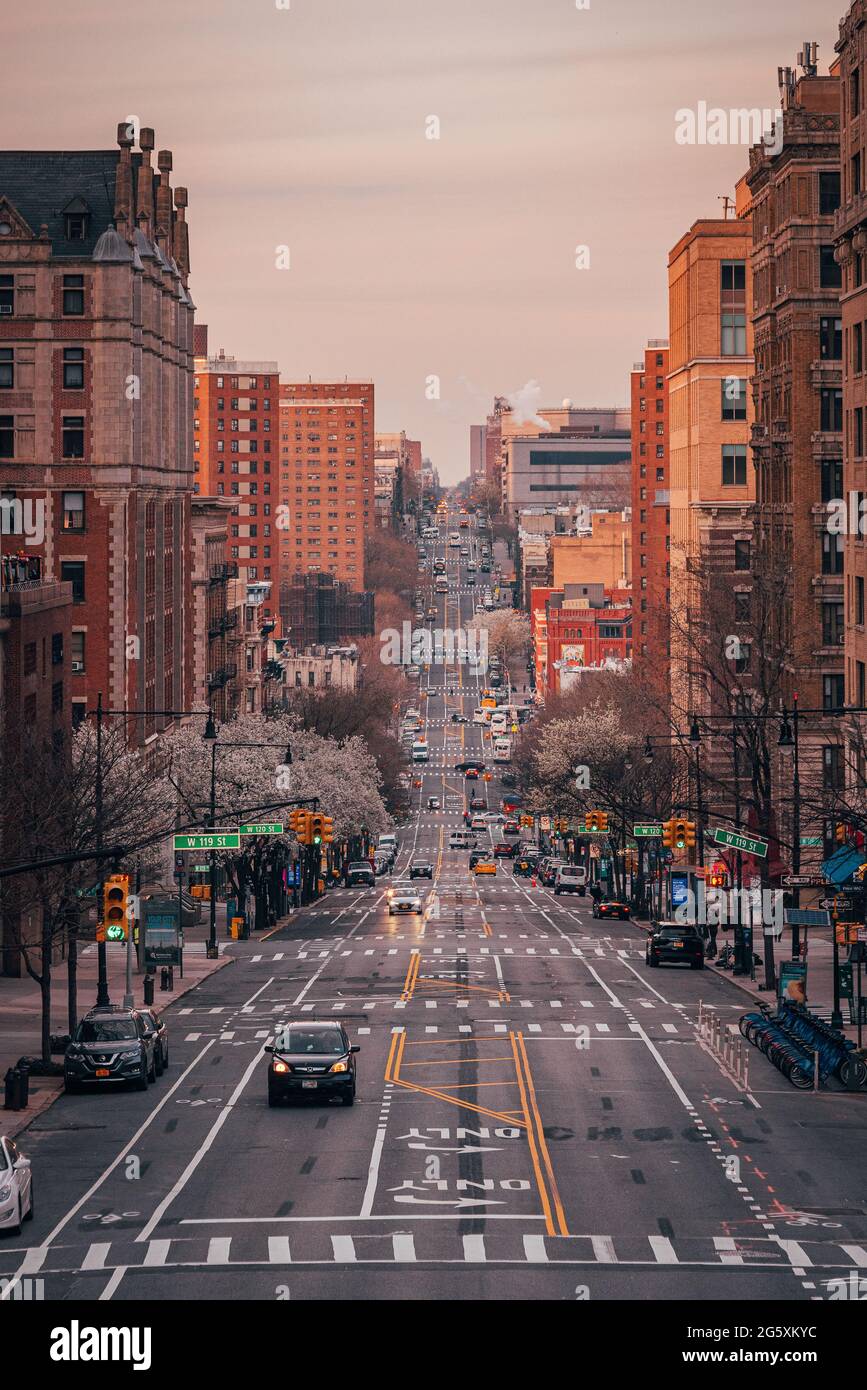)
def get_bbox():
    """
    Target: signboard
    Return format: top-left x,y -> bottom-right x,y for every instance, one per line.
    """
799,836 -> 823,847
634,824 -> 663,838
782,874 -> 827,887
239,822 -> 284,836
778,960 -> 807,1006
174,831 -> 240,851
539,816 -> 551,831
670,870 -> 690,912
839,964 -> 853,1000
785,908 -> 830,928
142,900 -> 183,969
710,827 -> 769,859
